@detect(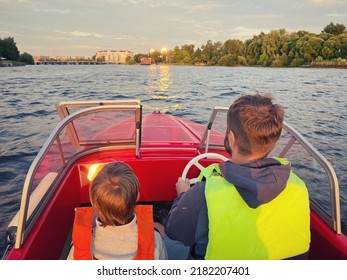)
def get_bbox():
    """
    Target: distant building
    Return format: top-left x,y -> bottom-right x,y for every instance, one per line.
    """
140,57 -> 155,65
74,55 -> 86,61
33,55 -> 87,64
33,56 -> 50,64
0,57 -> 13,67
54,55 -> 72,61
95,50 -> 135,64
